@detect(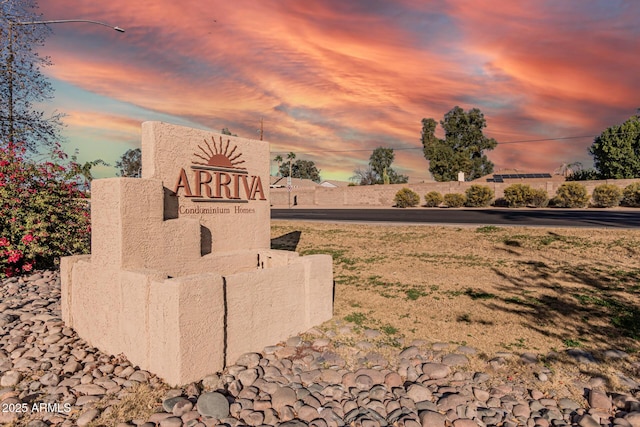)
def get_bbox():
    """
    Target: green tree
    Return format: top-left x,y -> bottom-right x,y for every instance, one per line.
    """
369,147 -> 393,177
285,152 -> 296,180
367,147 -> 408,184
589,115 -> 640,179
279,159 -> 321,183
350,166 -> 378,185
421,106 -> 497,181
115,148 -> 141,177
566,168 -> 599,181
1,0 -> 63,151
382,167 -> 390,185
75,156 -> 109,189
287,152 -> 296,165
